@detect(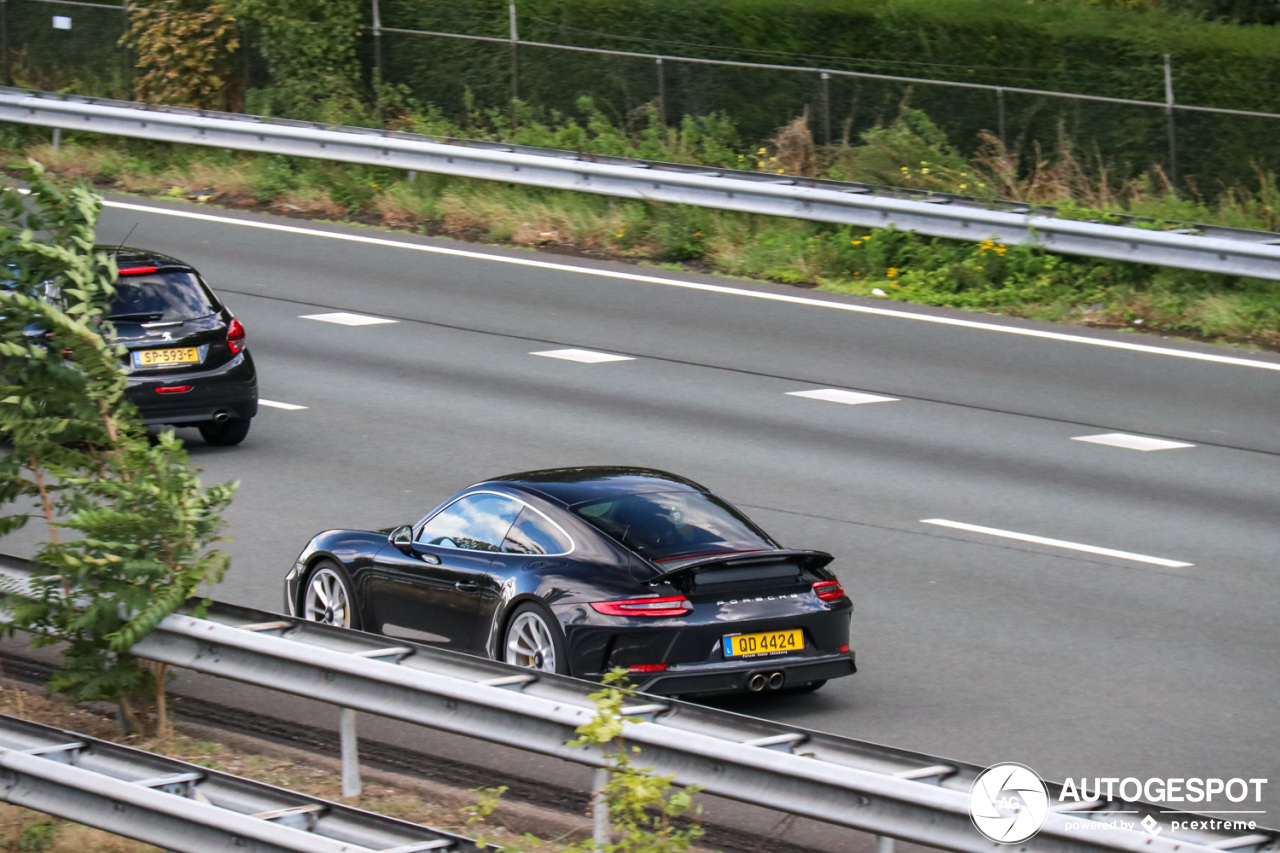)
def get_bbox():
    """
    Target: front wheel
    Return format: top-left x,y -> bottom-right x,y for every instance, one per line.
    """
502,602 -> 568,674
199,418 -> 250,446
301,561 -> 358,629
